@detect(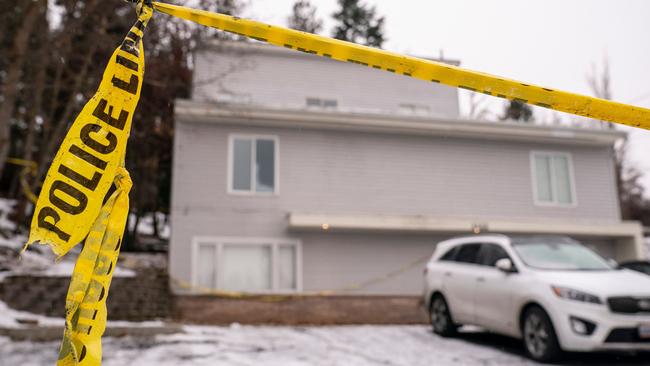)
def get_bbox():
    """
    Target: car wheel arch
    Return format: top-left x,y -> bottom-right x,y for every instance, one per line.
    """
518,302 -> 558,338
519,303 -> 544,331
